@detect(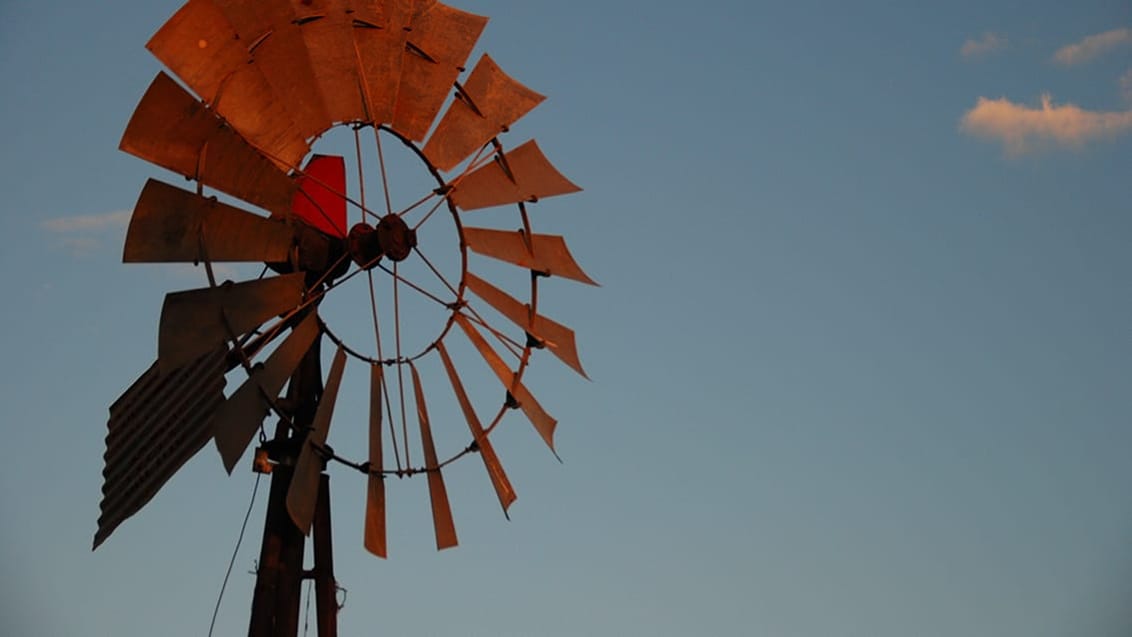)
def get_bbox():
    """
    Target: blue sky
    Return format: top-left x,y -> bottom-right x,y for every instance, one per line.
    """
1,1 -> 1131,635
